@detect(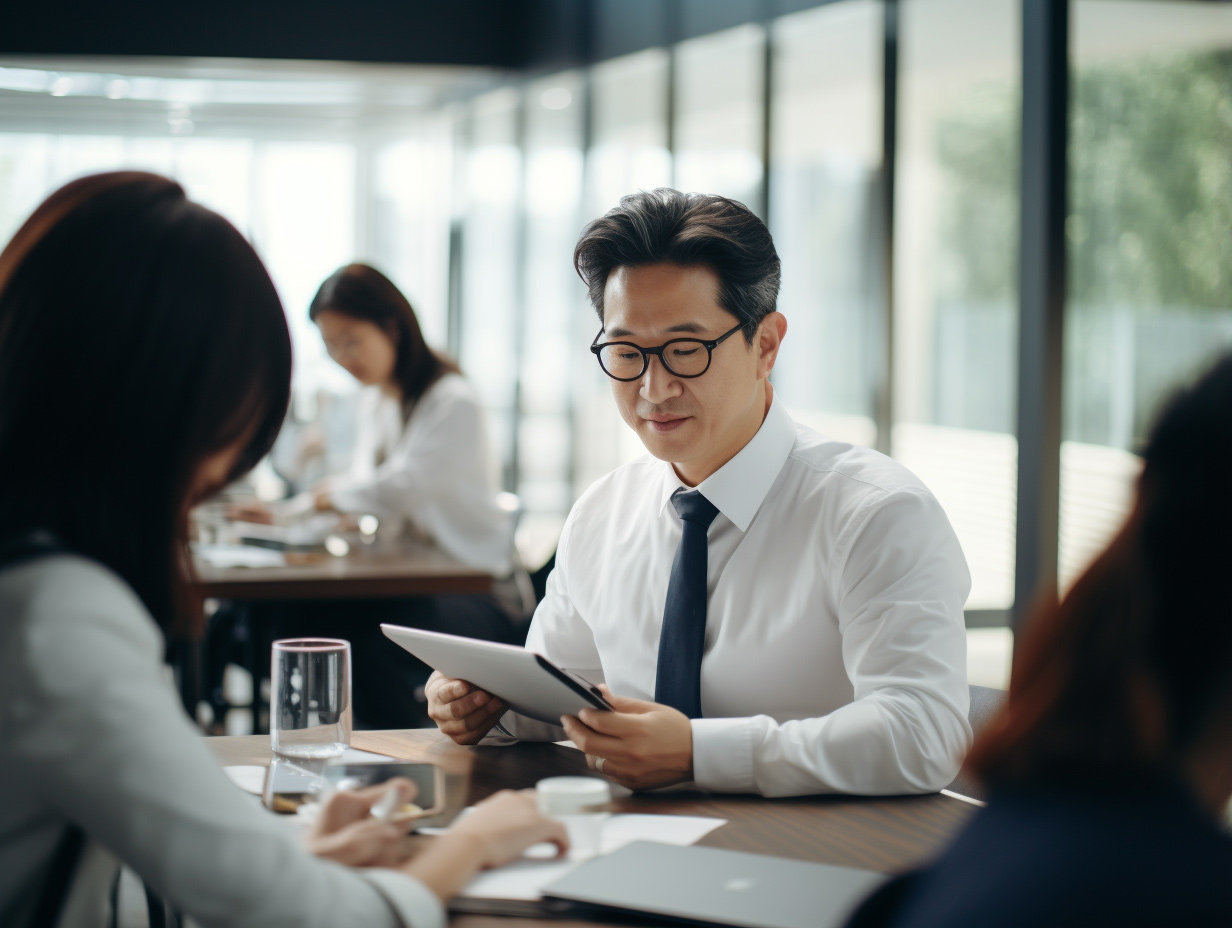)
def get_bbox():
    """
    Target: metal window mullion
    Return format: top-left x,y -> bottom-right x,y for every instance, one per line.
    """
1014,0 -> 1069,631
873,0 -> 899,457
